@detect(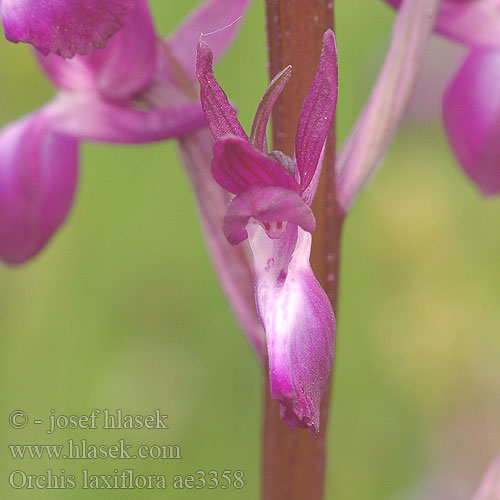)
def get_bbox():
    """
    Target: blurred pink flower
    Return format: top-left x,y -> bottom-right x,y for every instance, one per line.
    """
0,0 -> 251,264
196,31 -> 338,433
385,0 -> 500,197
